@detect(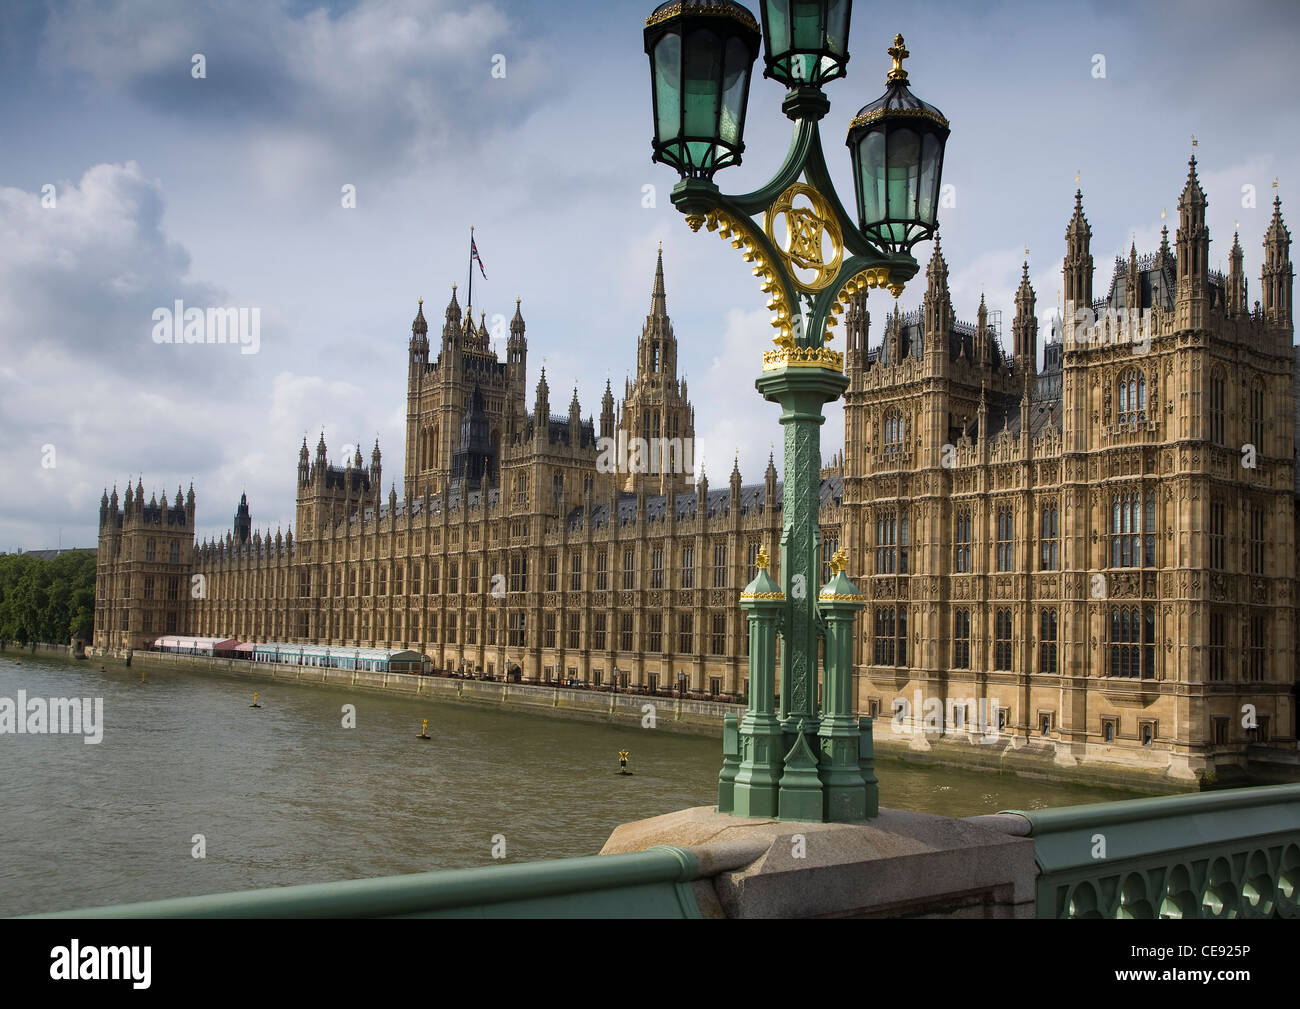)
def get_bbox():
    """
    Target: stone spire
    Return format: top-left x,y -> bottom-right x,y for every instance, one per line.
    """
600,378 -> 615,439
1228,229 -> 1245,314
1064,189 -> 1094,310
1176,155 -> 1210,328
651,242 -> 667,318
1013,259 -> 1038,374
1262,195 -> 1293,328
923,229 -> 953,363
